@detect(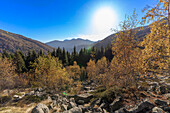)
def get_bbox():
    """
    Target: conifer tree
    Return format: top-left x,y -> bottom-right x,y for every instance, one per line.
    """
14,51 -> 26,73
62,47 -> 68,66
